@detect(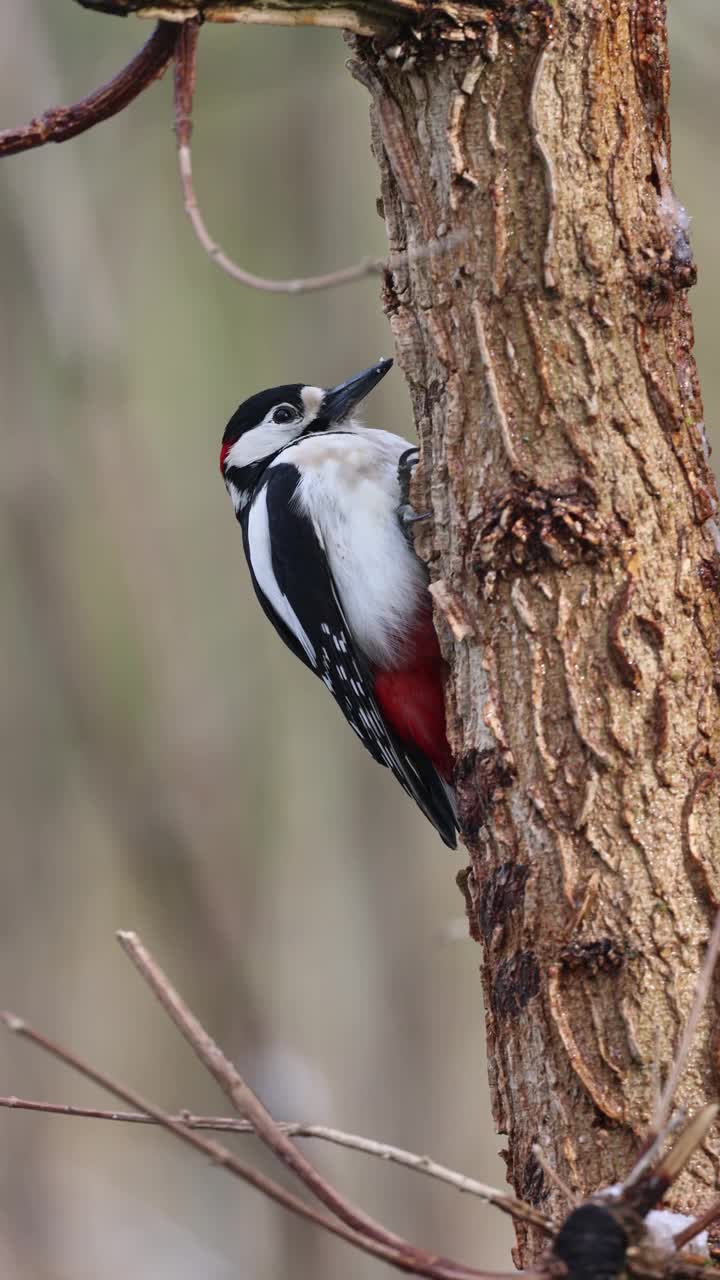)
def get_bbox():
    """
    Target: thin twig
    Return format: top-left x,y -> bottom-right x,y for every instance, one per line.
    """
0,1094 -> 553,1232
649,1025 -> 662,1128
653,1105 -> 719,1185
531,1144 -> 578,1207
77,0 -> 390,37
621,1110 -> 687,1193
173,22 -> 463,294
673,1194 -> 720,1251
116,929 -> 514,1266
654,911 -> 720,1135
0,22 -> 178,158
0,1012 -> 515,1280
622,1106 -> 719,1219
117,932 -> 412,1251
